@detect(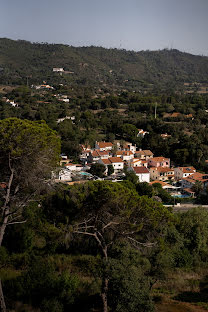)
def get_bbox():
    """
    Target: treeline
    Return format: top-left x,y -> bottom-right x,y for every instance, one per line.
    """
0,38 -> 208,90
1,181 -> 208,311
1,86 -> 208,170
